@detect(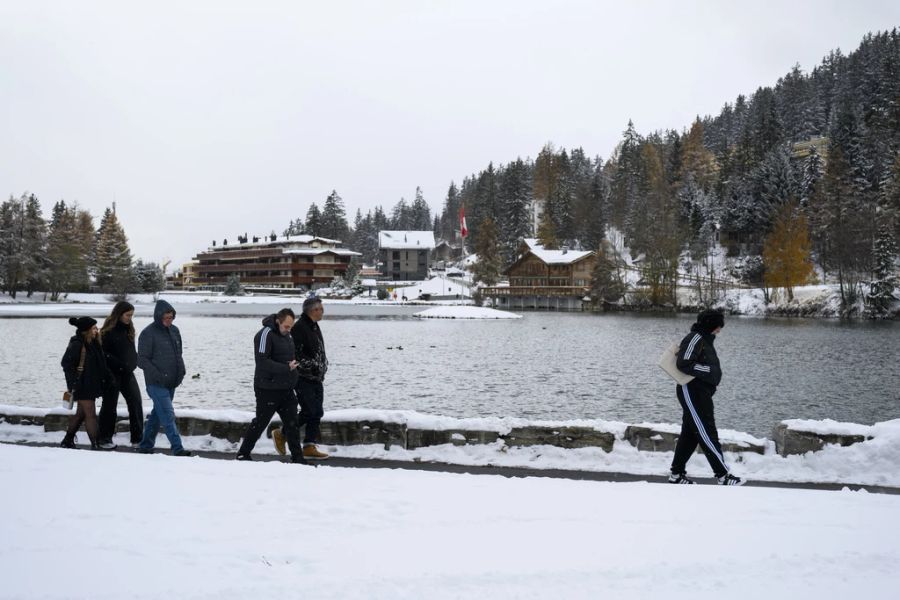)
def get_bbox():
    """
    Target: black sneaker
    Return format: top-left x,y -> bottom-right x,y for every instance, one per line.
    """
235,454 -> 253,461
717,473 -> 745,486
290,454 -> 308,464
134,447 -> 154,454
174,449 -> 193,457
667,473 -> 696,485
